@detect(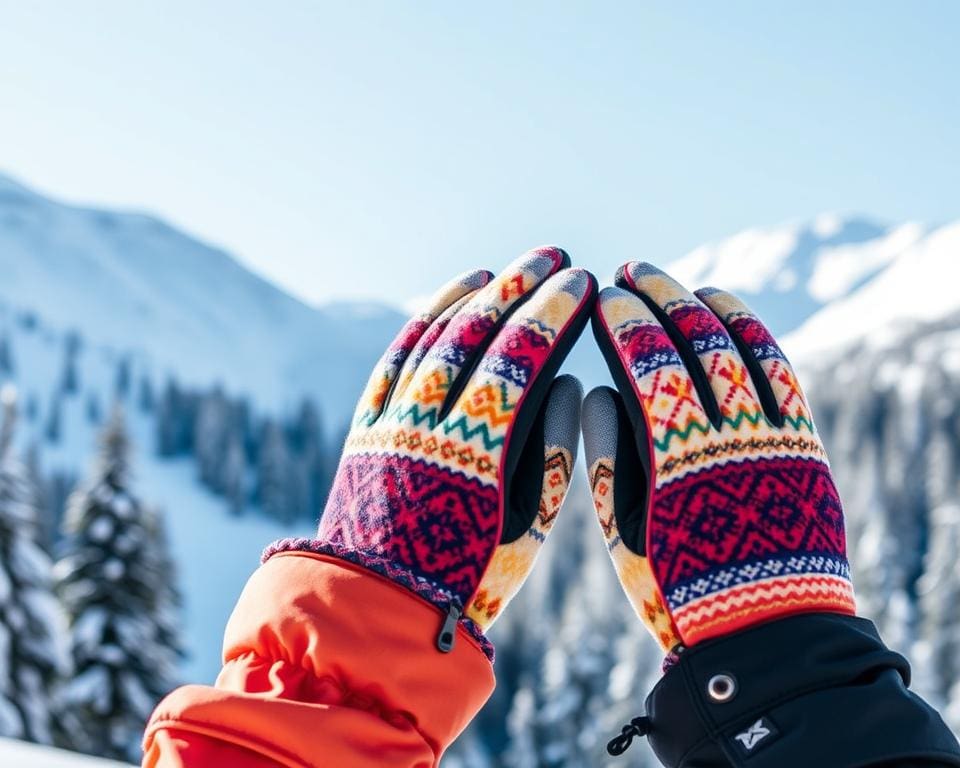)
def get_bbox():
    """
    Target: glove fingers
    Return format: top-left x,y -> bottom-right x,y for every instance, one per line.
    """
444,267 -> 595,485
353,268 -> 493,425
695,287 -> 814,432
466,375 -> 582,630
592,285 -> 711,458
399,246 -> 569,425
617,262 -> 764,431
387,288 -> 483,406
581,386 -> 681,651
